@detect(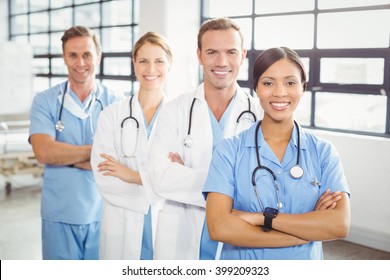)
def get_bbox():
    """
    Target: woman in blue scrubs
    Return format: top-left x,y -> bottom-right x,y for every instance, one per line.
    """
203,47 -> 351,260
